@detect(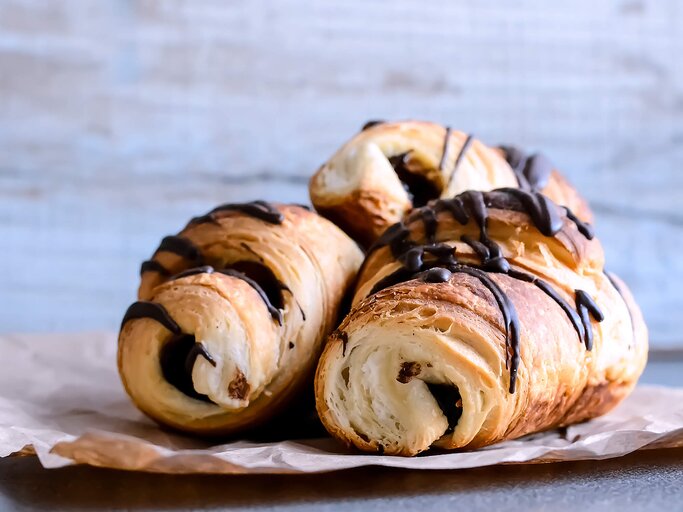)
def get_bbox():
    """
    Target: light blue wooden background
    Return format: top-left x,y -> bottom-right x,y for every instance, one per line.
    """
0,0 -> 681,347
